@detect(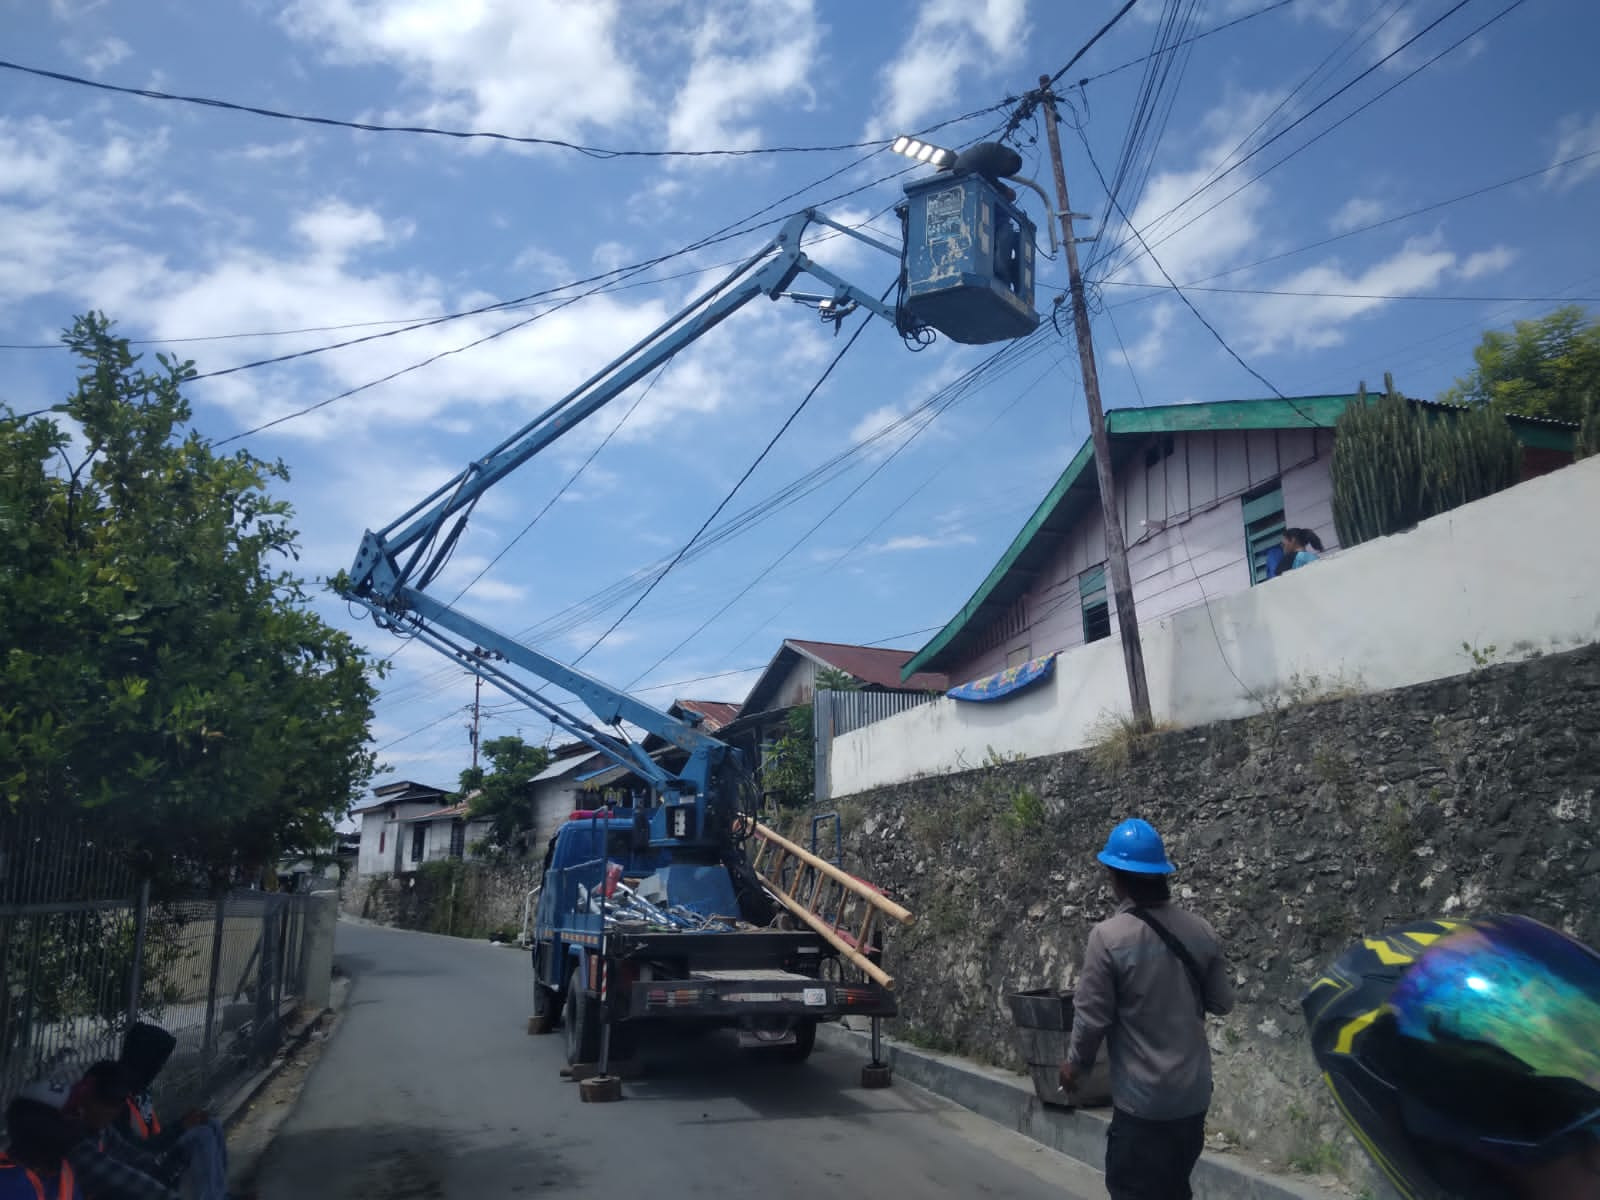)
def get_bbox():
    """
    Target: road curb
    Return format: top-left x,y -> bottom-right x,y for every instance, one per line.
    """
216,973 -> 350,1133
818,1022 -> 1345,1200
